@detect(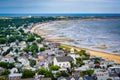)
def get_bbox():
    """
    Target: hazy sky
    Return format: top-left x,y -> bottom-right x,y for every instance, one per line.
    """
0,0 -> 120,13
